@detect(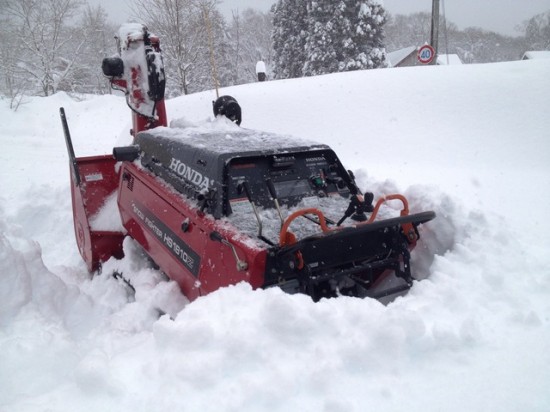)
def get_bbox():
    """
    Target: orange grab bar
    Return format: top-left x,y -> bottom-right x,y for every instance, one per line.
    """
365,194 -> 409,224
279,194 -> 411,247
279,208 -> 330,246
